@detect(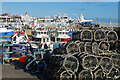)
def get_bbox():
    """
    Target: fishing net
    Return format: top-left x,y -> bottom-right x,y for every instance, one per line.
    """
63,55 -> 79,72
60,70 -> 76,80
107,31 -> 118,42
92,42 -> 99,55
94,30 -> 106,41
82,55 -> 99,71
78,70 -> 93,80
99,41 -> 110,52
94,69 -> 105,80
66,43 -> 80,55
81,30 -> 93,41
100,57 -> 113,74
111,54 -> 120,68
84,42 -> 92,54
77,42 -> 85,53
